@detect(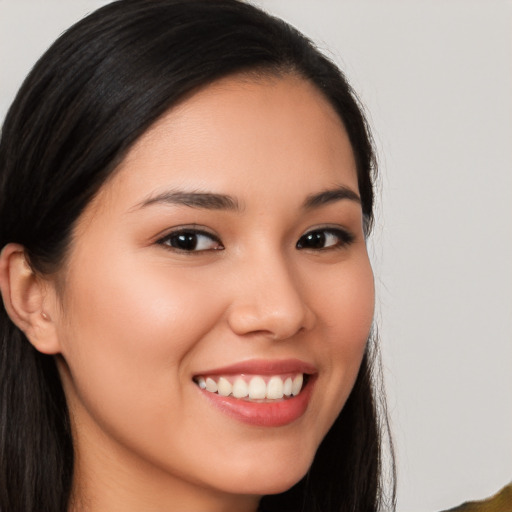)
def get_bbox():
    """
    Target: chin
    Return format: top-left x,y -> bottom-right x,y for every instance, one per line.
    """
213,451 -> 313,497
230,473 -> 306,497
